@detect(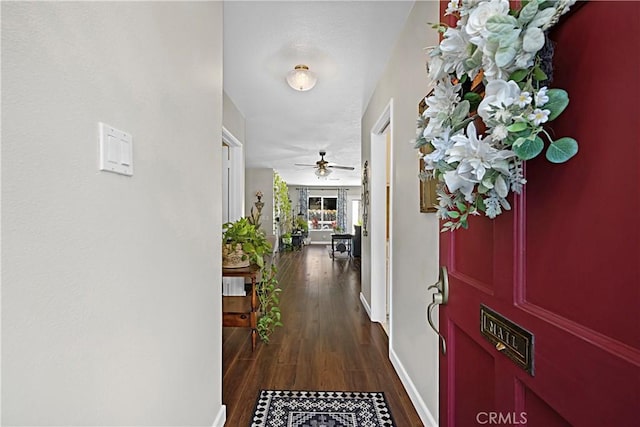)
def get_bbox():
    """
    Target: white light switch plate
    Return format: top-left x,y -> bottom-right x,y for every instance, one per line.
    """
99,122 -> 133,176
